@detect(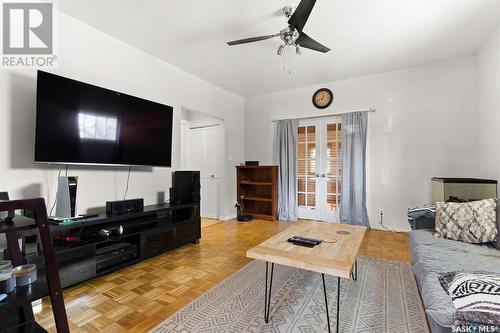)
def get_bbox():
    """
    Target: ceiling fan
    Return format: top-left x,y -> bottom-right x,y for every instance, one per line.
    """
226,0 -> 330,55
